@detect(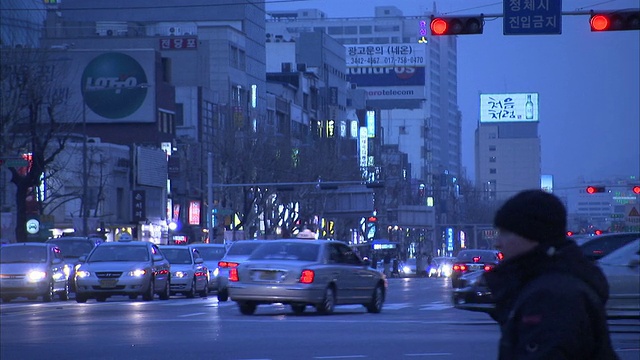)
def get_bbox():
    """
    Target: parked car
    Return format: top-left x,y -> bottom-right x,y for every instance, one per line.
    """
189,243 -> 227,293
451,249 -> 503,288
216,240 -> 267,302
227,239 -> 387,315
428,256 -> 456,278
45,236 -> 102,292
577,232 -> 639,261
0,243 -> 70,303
159,245 -> 208,298
74,241 -> 171,302
598,238 -> 640,318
